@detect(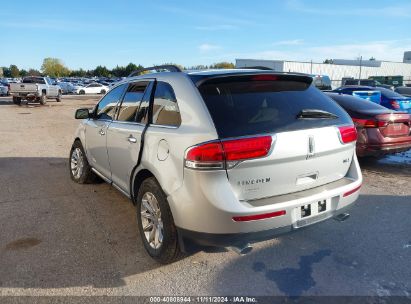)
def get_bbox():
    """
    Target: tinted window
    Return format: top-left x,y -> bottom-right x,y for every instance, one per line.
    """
152,82 -> 181,126
95,84 -> 127,120
117,81 -> 149,122
198,76 -> 351,138
23,77 -> 45,84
